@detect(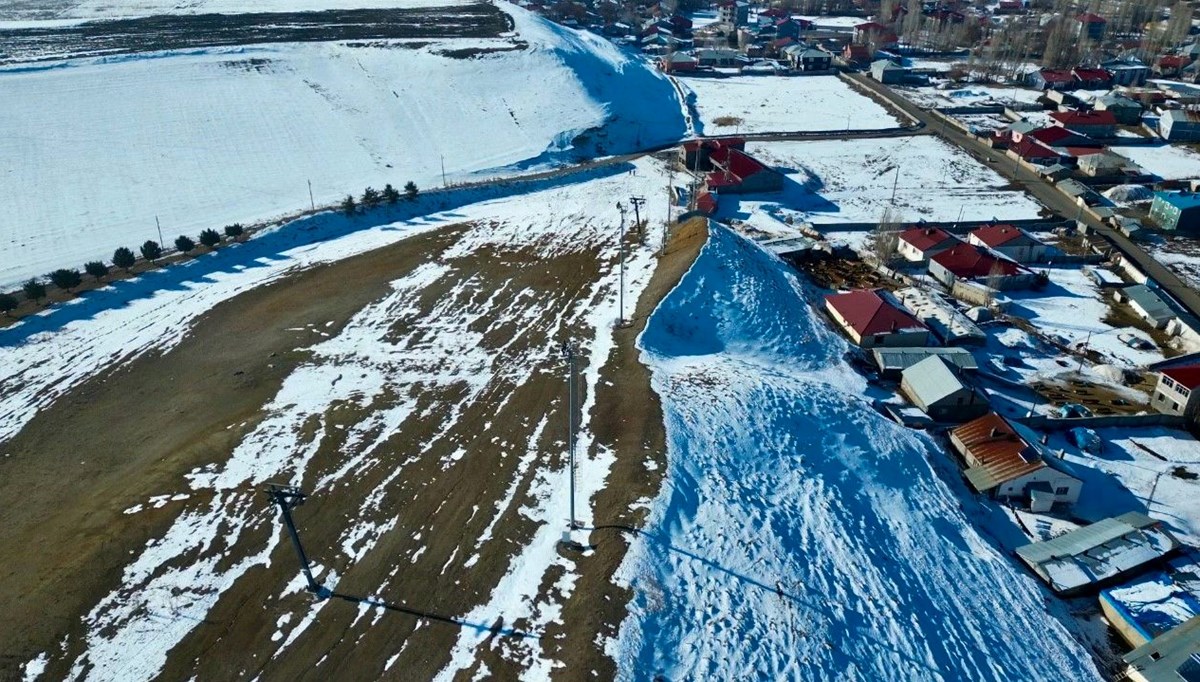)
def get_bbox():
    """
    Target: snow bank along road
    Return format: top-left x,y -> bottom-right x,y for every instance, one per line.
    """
614,225 -> 1103,680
